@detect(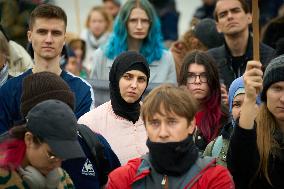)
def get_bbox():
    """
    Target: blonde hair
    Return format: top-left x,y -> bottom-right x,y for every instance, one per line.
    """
255,103 -> 281,185
85,6 -> 113,32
